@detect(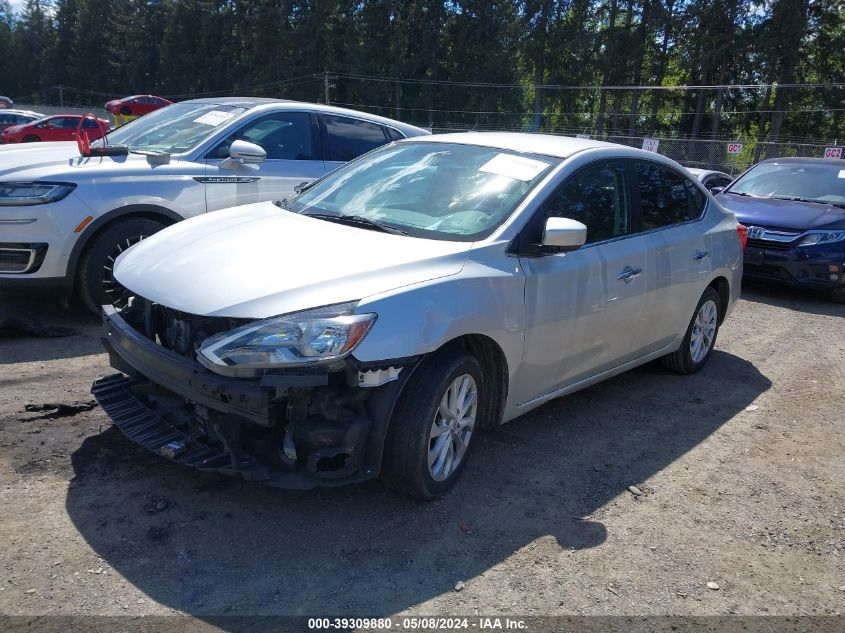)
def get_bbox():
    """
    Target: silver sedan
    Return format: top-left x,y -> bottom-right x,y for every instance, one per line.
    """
94,133 -> 745,499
